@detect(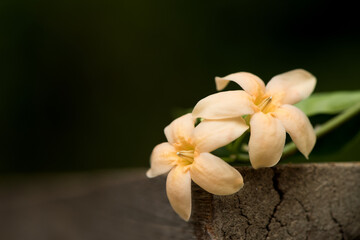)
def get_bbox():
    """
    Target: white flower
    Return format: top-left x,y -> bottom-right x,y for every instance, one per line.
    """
147,113 -> 245,221
193,69 -> 317,169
